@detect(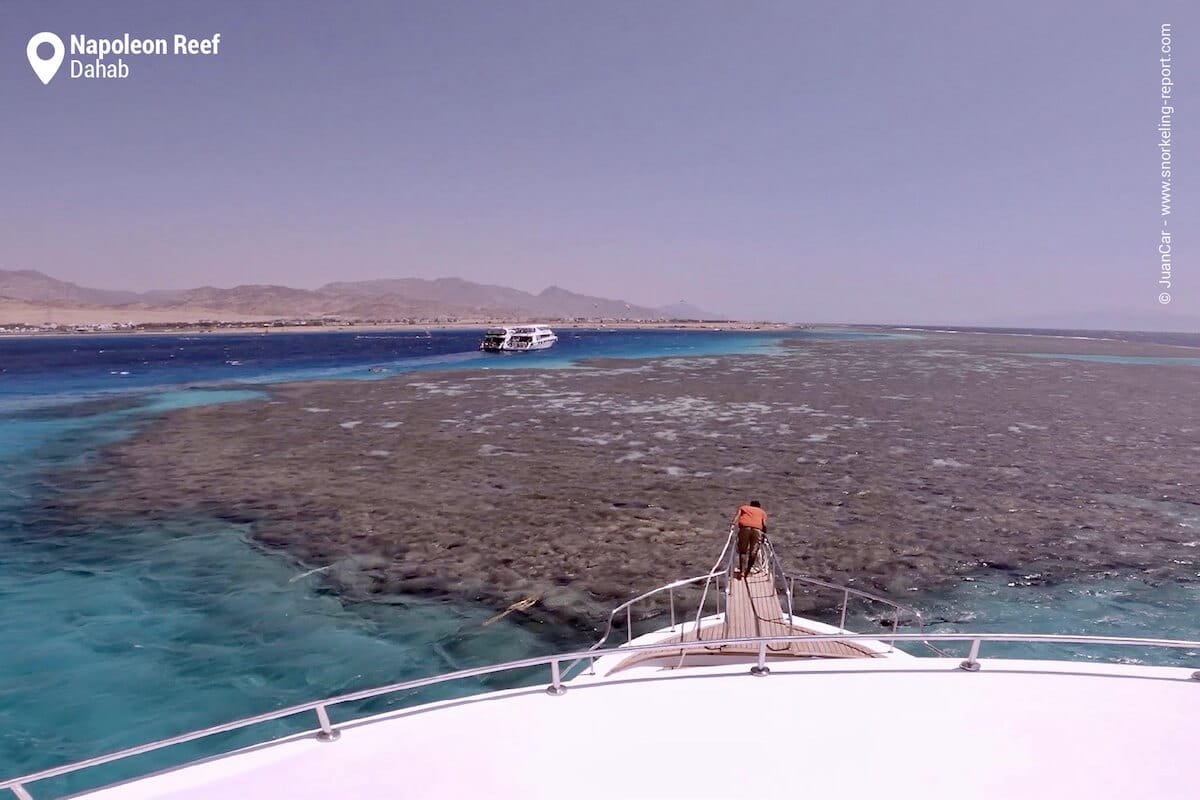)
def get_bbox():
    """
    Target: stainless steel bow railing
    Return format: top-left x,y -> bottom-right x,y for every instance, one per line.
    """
574,524 -> 945,667
756,534 -> 948,655
5,631 -> 1200,799
567,528 -> 736,677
